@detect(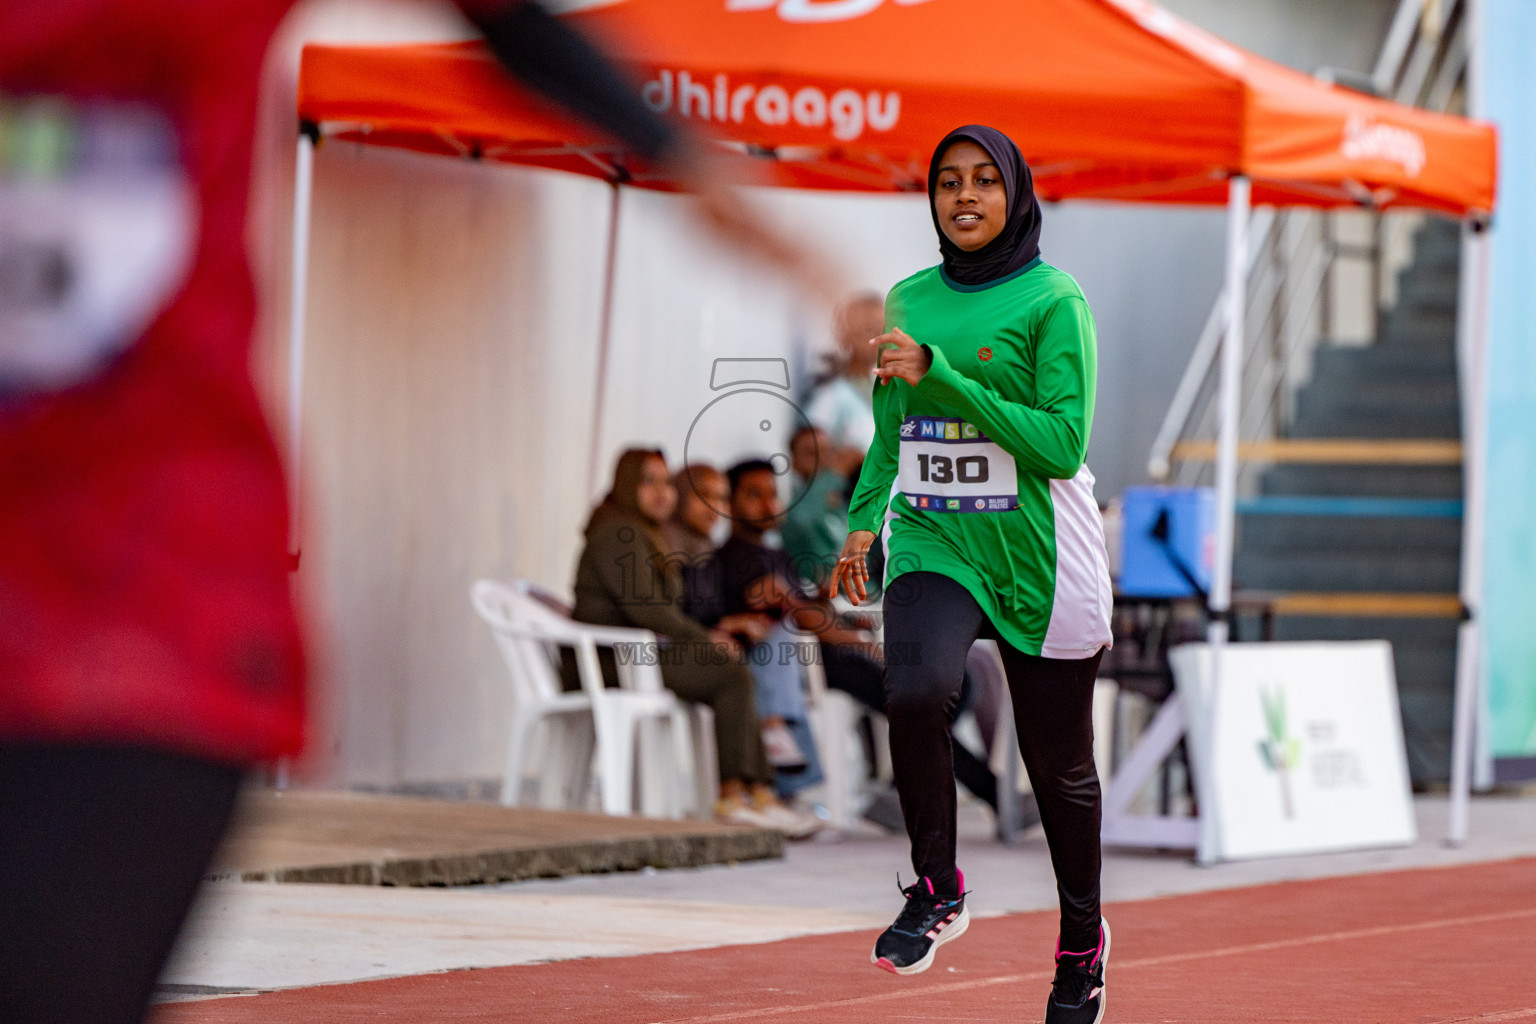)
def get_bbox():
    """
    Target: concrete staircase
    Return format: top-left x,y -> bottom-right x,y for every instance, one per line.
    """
1234,218 -> 1463,787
